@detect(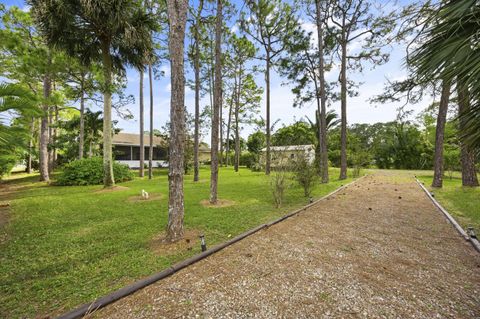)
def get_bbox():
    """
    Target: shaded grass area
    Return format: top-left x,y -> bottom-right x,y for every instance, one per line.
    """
0,167 -> 354,318
417,172 -> 480,231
